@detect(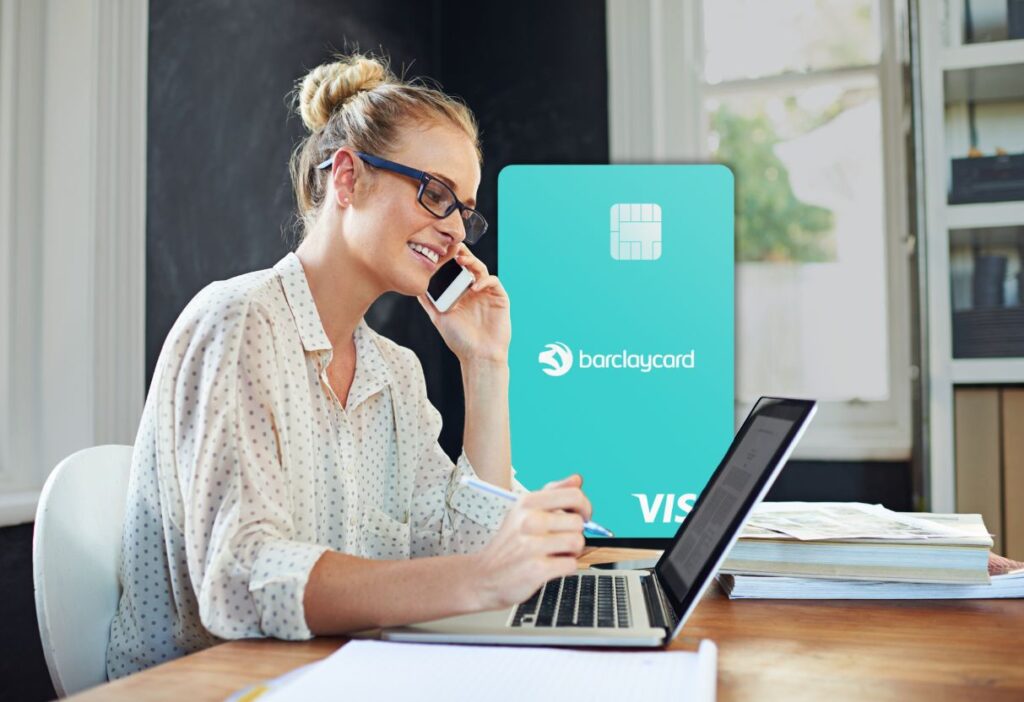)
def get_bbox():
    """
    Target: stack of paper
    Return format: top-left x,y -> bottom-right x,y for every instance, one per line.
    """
253,639 -> 718,702
715,502 -> 1020,600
